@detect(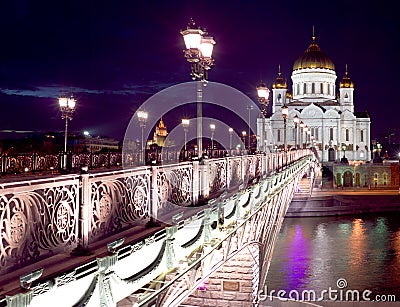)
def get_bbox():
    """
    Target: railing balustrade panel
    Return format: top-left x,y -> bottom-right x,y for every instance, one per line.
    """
0,177 -> 79,274
87,168 -> 151,243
